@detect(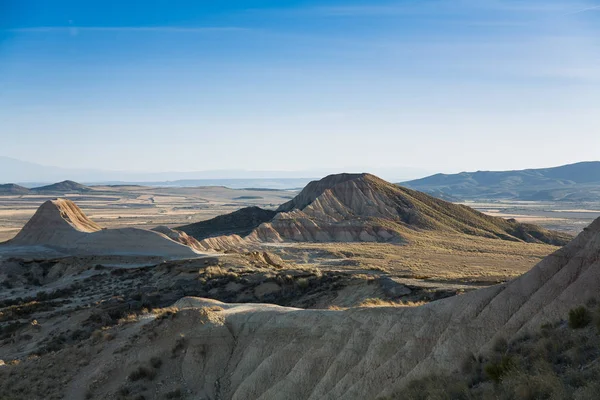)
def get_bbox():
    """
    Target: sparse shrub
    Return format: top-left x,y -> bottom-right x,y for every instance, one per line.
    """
70,329 -> 90,341
172,336 -> 187,357
118,313 -> 139,324
351,303 -> 600,399
152,307 -> 178,320
203,266 -> 238,280
165,388 -> 183,398
484,356 -> 515,383
128,366 -> 157,381
569,306 -> 592,329
150,356 -> 162,369
401,375 -> 471,400
296,278 -> 309,289
493,336 -> 508,353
